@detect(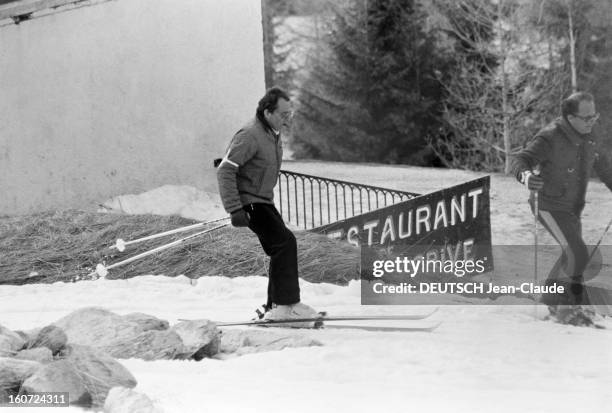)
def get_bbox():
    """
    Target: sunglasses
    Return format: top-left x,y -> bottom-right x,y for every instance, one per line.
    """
572,112 -> 600,122
279,111 -> 293,121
